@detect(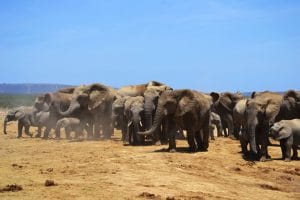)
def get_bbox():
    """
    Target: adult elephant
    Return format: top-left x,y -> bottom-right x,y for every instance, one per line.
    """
276,90 -> 300,121
124,96 -> 145,145
139,89 -> 212,152
245,91 -> 283,161
112,96 -> 129,141
210,92 -> 244,139
117,81 -> 171,97
58,83 -> 117,139
33,89 -> 74,138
